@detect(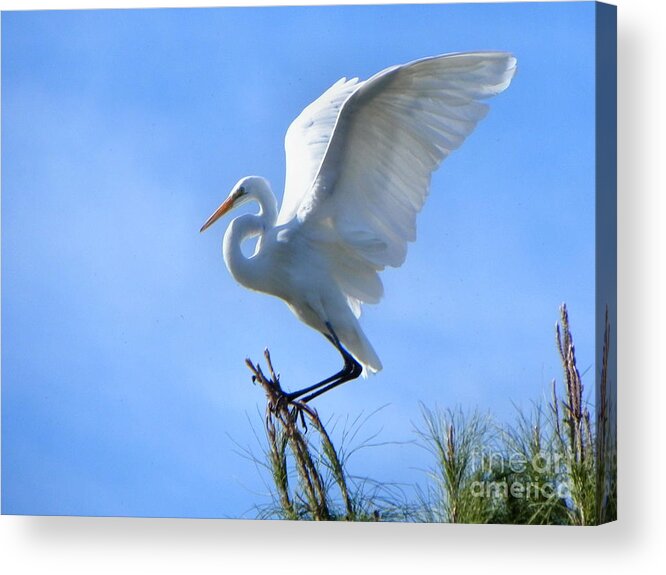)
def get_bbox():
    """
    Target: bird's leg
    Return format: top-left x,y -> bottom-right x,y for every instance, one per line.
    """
286,323 -> 363,402
285,348 -> 353,401
298,357 -> 362,403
